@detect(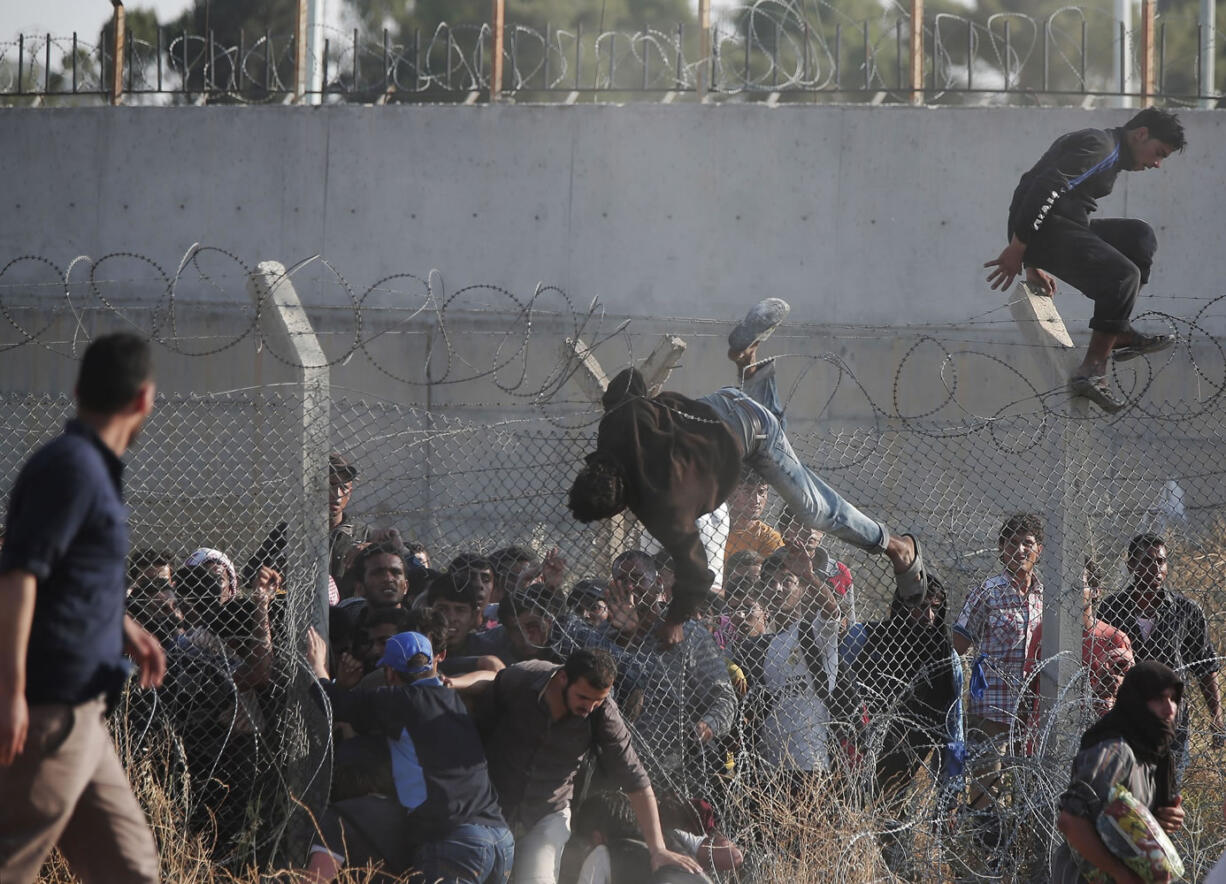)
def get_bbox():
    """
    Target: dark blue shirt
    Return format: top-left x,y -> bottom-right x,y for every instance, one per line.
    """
1,419 -> 131,705
322,678 -> 506,840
